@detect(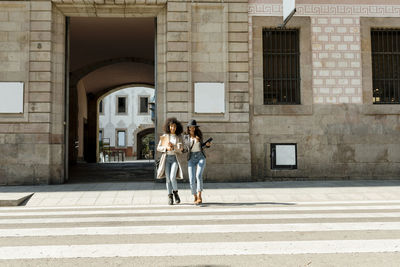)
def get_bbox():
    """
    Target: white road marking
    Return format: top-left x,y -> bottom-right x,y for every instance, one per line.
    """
0,212 -> 399,225
1,222 -> 400,237
0,239 -> 400,259
1,205 -> 400,217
